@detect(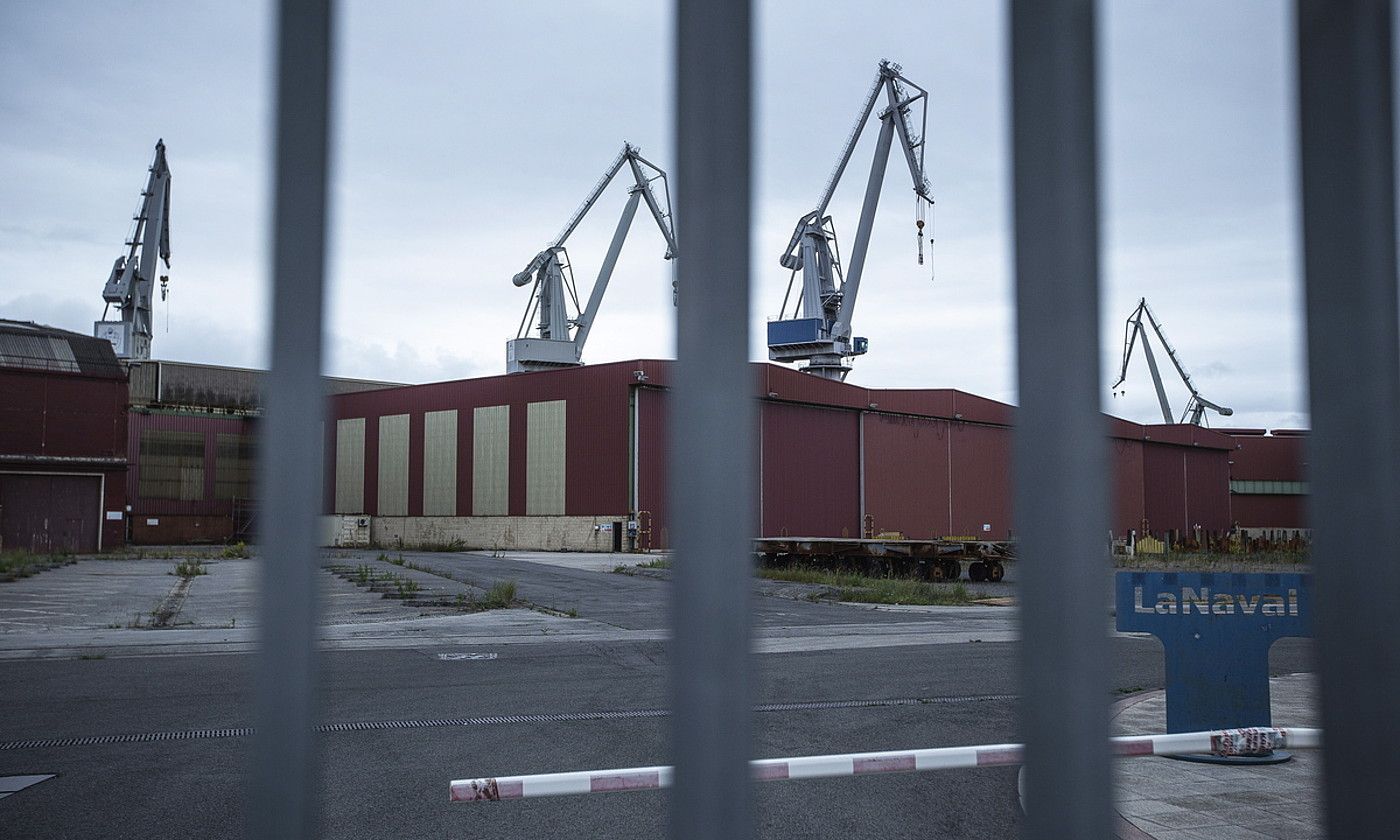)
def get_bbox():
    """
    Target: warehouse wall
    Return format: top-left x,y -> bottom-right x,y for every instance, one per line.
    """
761,402 -> 861,538
0,366 -> 129,551
327,363 -> 634,522
861,412 -> 952,538
1225,431 -> 1308,528
125,411 -> 257,544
